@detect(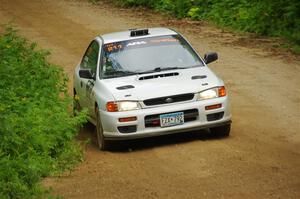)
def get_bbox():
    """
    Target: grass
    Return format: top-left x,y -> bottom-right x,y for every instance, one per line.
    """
0,25 -> 87,198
